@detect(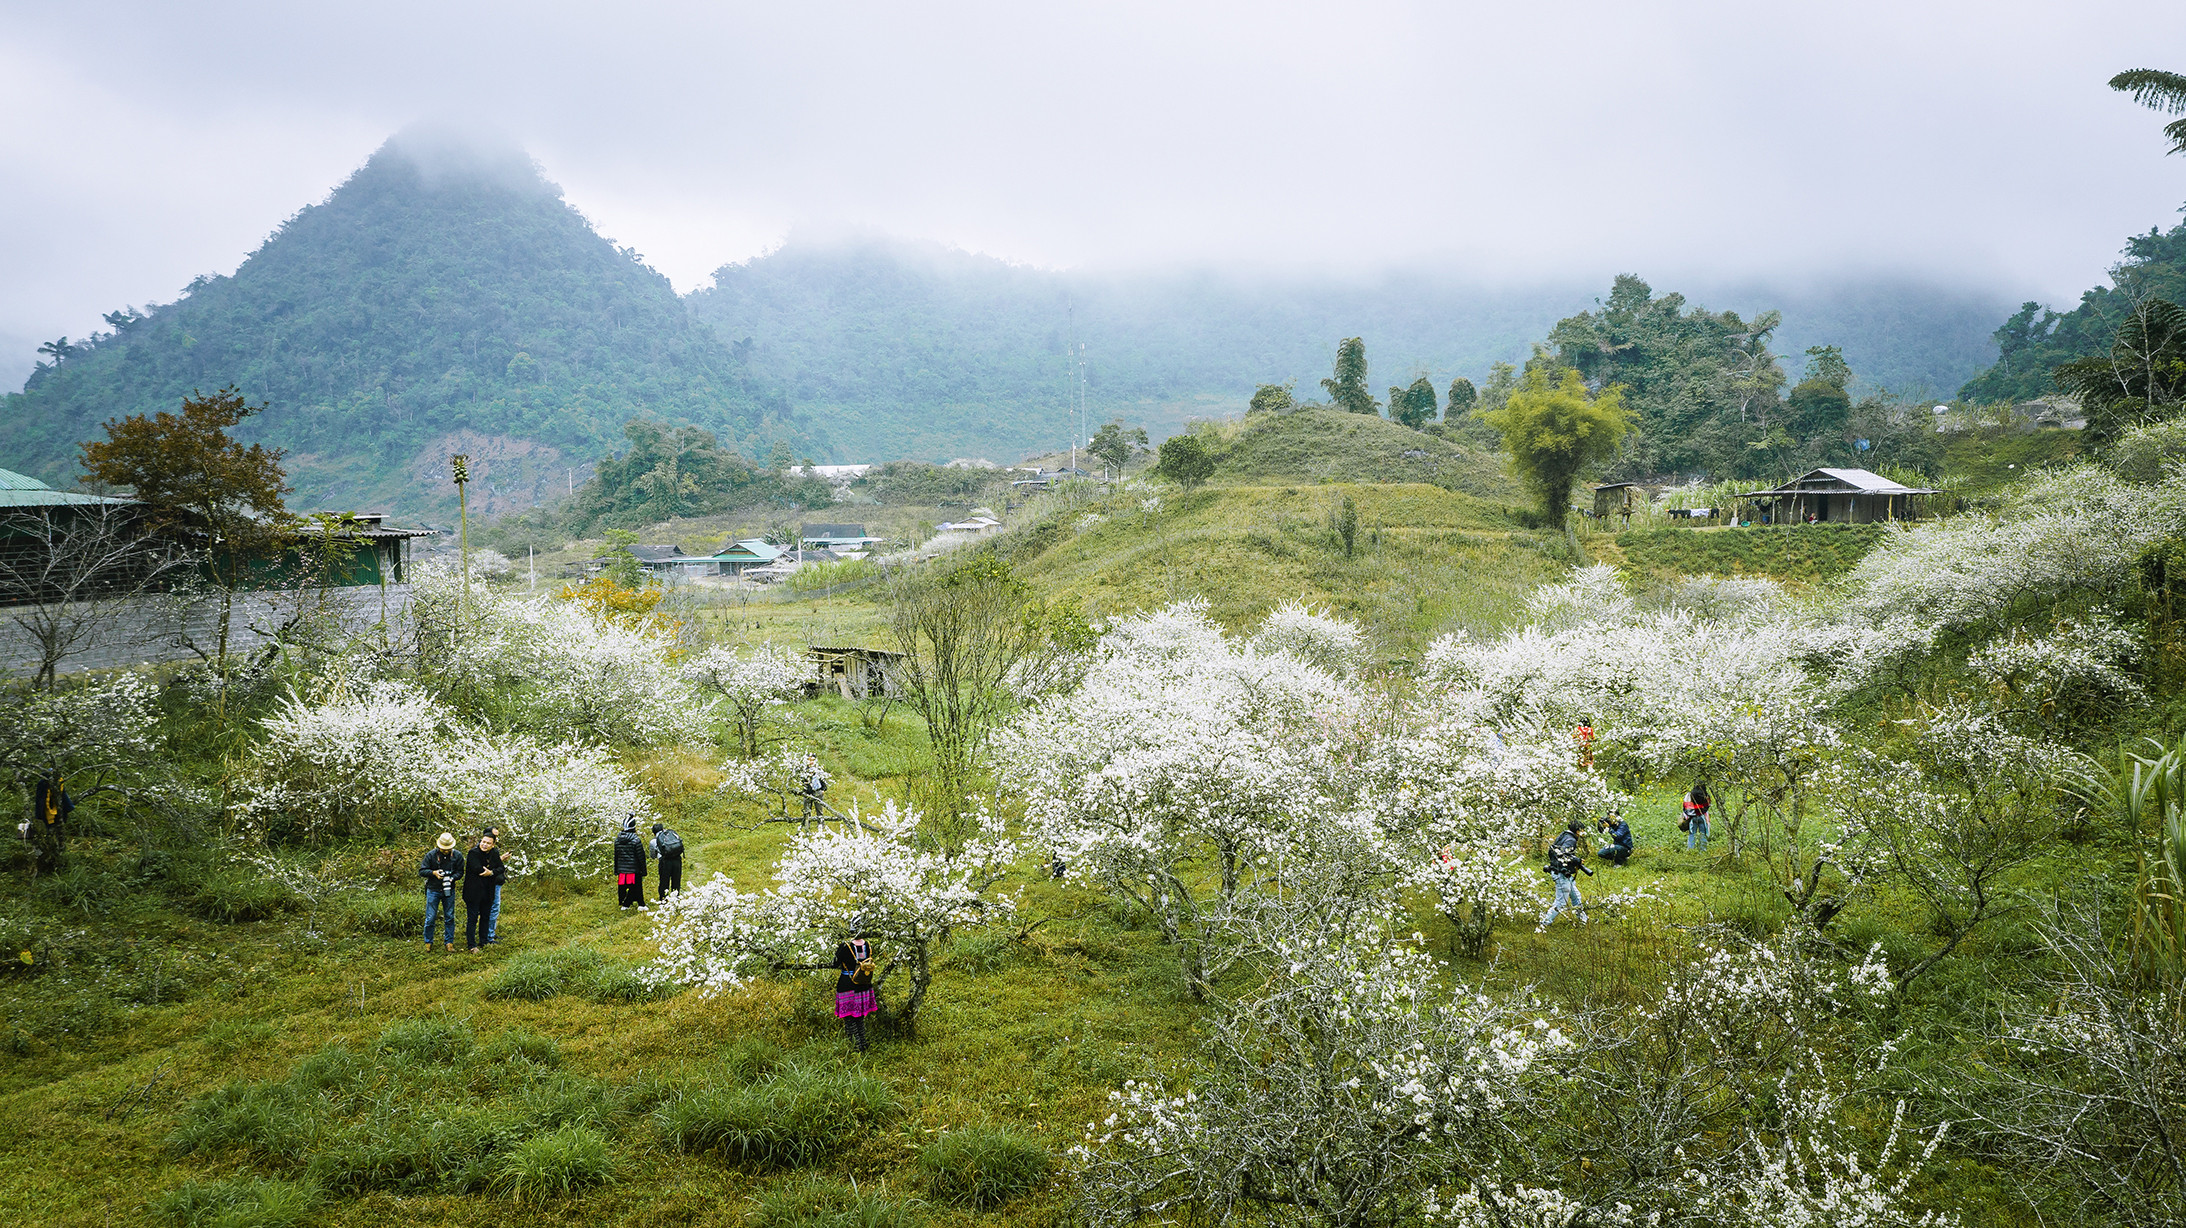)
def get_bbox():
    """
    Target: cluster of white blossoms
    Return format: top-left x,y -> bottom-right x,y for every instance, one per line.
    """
1075,903 -> 1574,1228
1968,611 -> 2145,722
1695,1083 -> 1962,1228
1250,599 -> 1370,677
683,640 -> 814,756
645,801 -> 1017,1020
408,563 -> 713,747
240,678 -> 653,872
